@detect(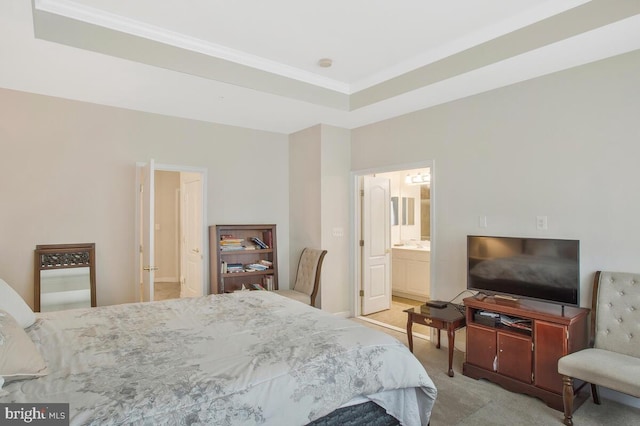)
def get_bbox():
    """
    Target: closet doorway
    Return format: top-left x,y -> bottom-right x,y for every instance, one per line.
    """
135,161 -> 208,302
353,161 -> 433,335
